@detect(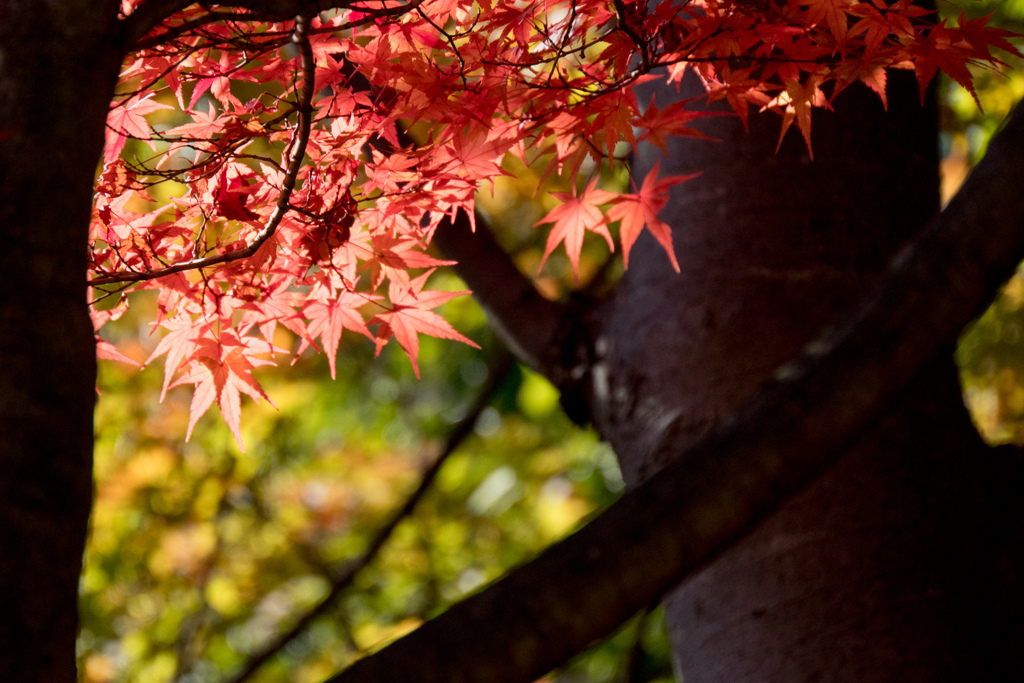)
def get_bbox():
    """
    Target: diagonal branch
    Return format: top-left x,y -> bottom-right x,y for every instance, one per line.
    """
223,347 -> 516,683
319,101 -> 1024,683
